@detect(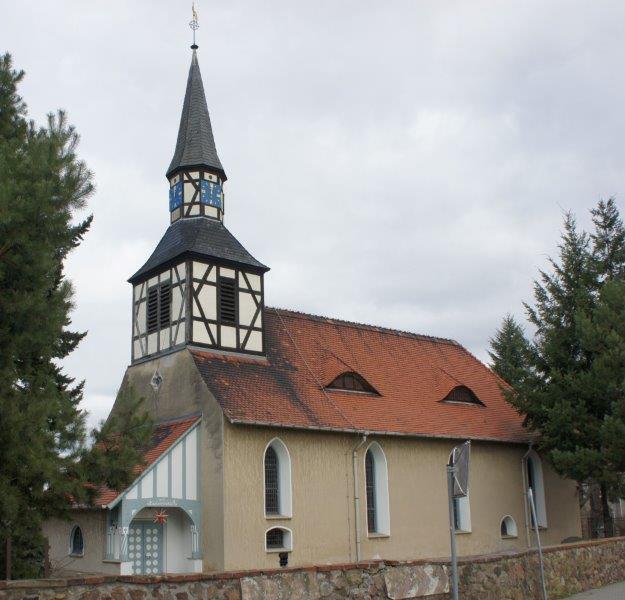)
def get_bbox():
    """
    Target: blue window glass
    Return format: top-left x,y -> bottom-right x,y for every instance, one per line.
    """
200,180 -> 222,209
169,181 -> 183,211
